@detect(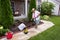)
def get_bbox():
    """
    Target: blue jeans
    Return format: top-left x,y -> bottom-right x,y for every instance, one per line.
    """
34,19 -> 40,25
